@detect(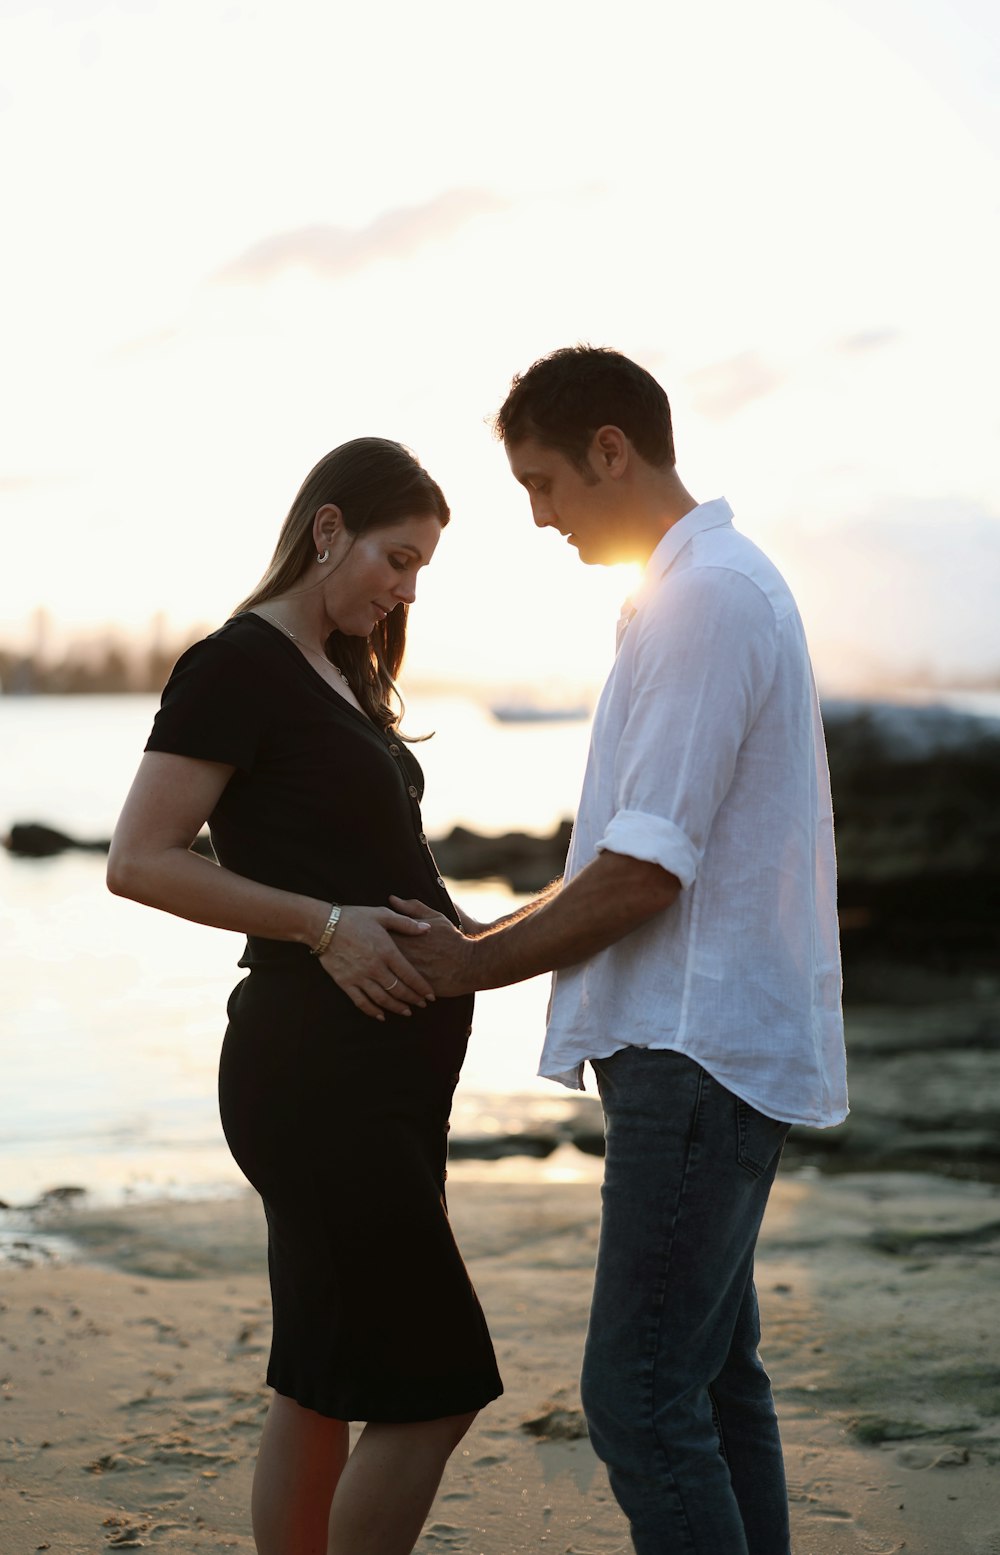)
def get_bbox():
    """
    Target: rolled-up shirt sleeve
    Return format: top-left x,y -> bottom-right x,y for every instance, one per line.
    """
597,566 -> 777,889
